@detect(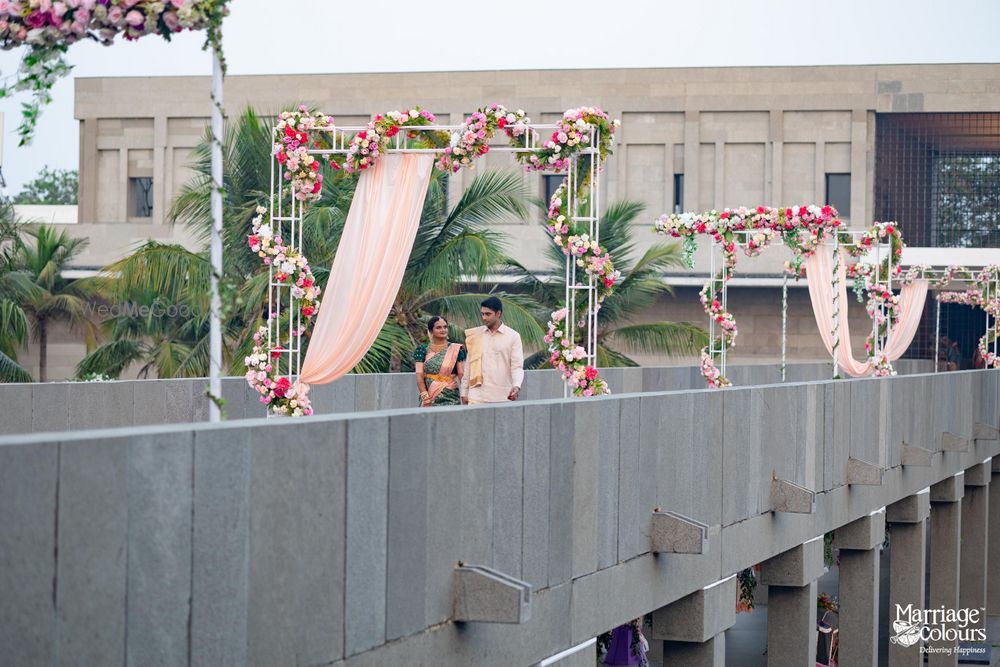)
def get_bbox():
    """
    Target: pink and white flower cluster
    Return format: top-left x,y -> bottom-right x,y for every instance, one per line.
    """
343,108 -> 437,173
436,103 -> 530,173
245,326 -> 313,417
0,0 -> 227,48
519,107 -> 619,172
273,106 -> 334,202
244,206 -> 321,417
937,288 -> 983,307
542,308 -> 610,397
